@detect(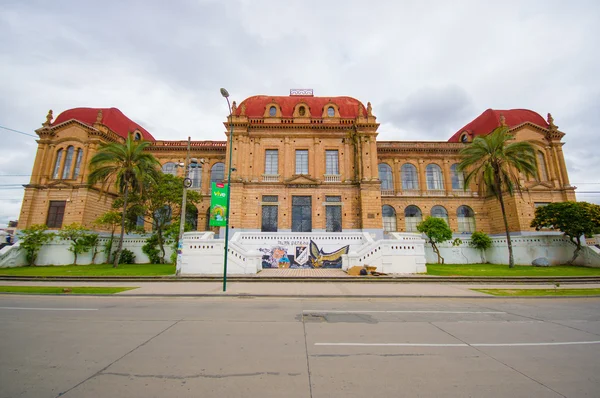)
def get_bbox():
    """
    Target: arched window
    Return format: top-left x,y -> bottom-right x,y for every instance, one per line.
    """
378,163 -> 393,191
162,162 -> 177,176
269,106 -> 277,117
426,164 -> 444,190
52,149 -> 63,179
404,205 -> 422,232
457,205 -> 475,233
210,162 -> 225,192
401,163 -> 418,190
431,205 -> 449,226
450,164 -> 464,190
382,205 -> 396,233
72,148 -> 83,179
62,146 -> 74,179
153,205 -> 172,231
186,205 -> 198,231
327,106 -> 335,117
134,131 -> 142,141
537,150 -> 548,181
189,164 -> 201,189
